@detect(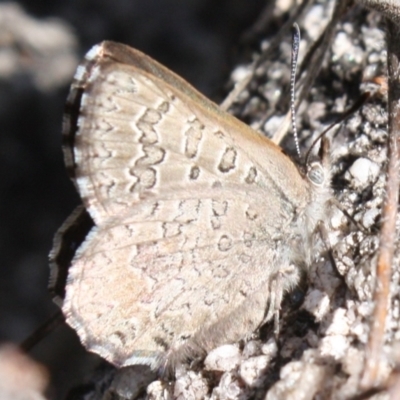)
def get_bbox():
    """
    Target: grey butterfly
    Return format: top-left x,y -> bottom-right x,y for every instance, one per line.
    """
52,41 -> 331,374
